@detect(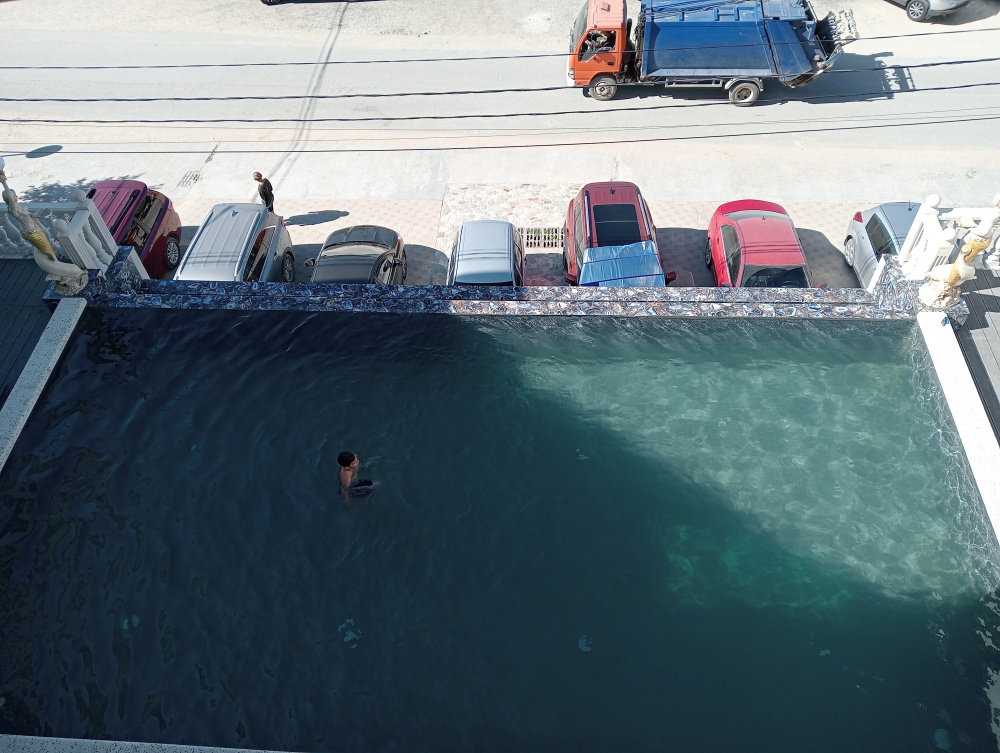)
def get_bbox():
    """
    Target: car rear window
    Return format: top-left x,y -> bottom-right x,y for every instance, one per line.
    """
341,226 -> 397,248
592,204 -> 642,247
740,265 -> 809,288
